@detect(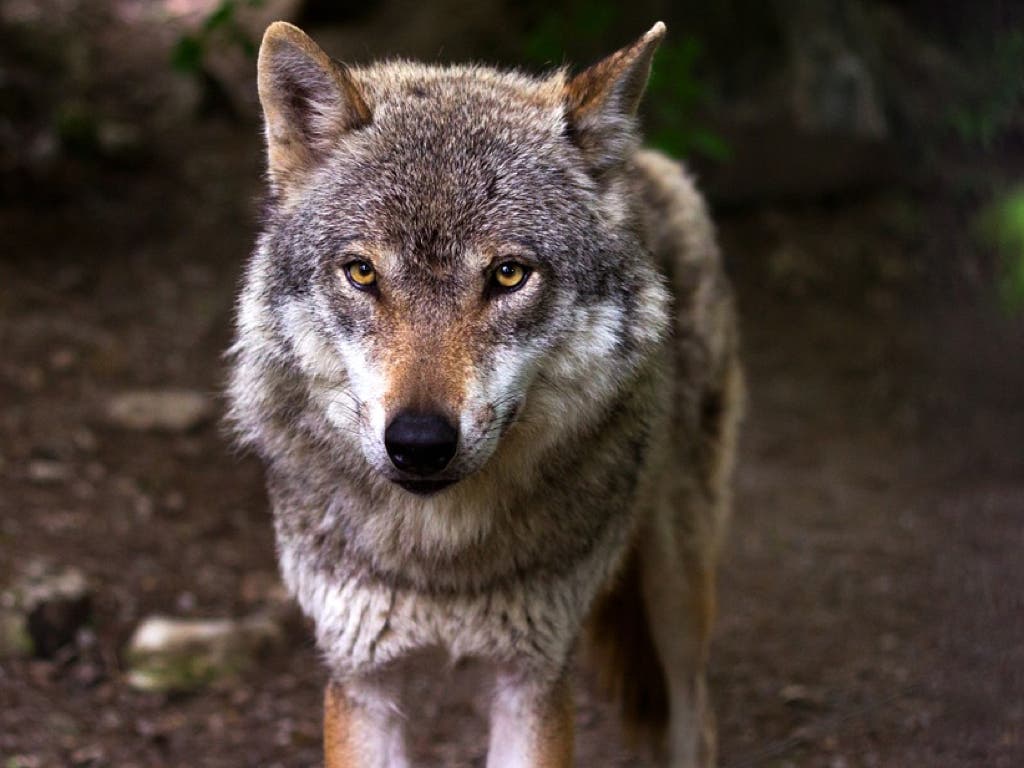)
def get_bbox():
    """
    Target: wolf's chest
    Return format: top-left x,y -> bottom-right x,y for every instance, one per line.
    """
279,538 -> 620,677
